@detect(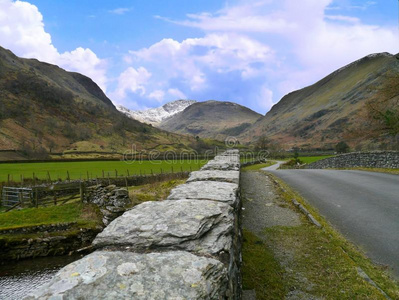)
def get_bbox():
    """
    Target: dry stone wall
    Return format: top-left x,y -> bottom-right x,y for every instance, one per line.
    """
306,151 -> 399,169
26,149 -> 242,300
